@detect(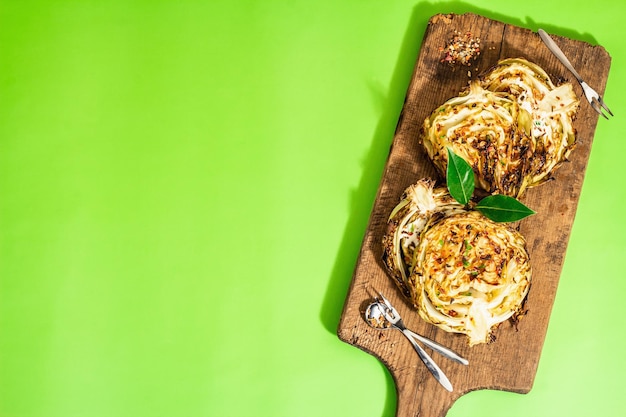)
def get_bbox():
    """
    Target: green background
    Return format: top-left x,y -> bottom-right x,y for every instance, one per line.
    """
1,1 -> 624,416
